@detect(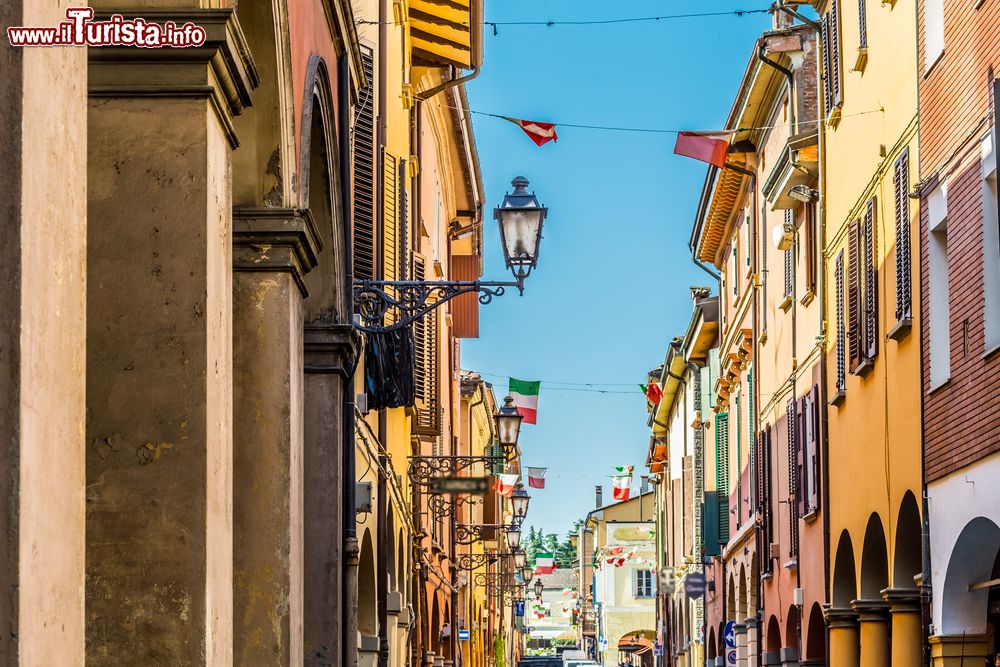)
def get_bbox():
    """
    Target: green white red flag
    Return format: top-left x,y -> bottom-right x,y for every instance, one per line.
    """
509,378 -> 540,424
493,473 -> 518,497
535,551 -> 556,575
612,474 -> 632,501
640,382 -> 663,405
